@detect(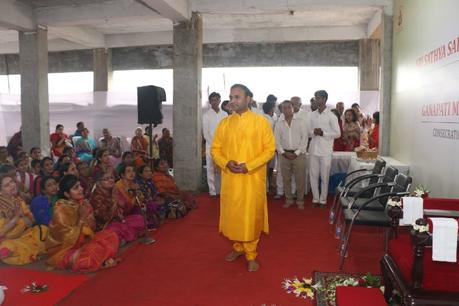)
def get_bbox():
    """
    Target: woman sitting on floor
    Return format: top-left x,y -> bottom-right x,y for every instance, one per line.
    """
135,165 -> 163,225
76,161 -> 95,199
14,157 -> 35,203
130,128 -> 148,168
114,164 -> 159,229
90,170 -> 144,245
115,151 -> 135,175
91,149 -> 118,181
75,128 -> 96,162
30,176 -> 59,225
0,174 -> 48,265
46,175 -> 119,273
58,162 -> 79,179
32,156 -> 56,196
152,159 -> 196,211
